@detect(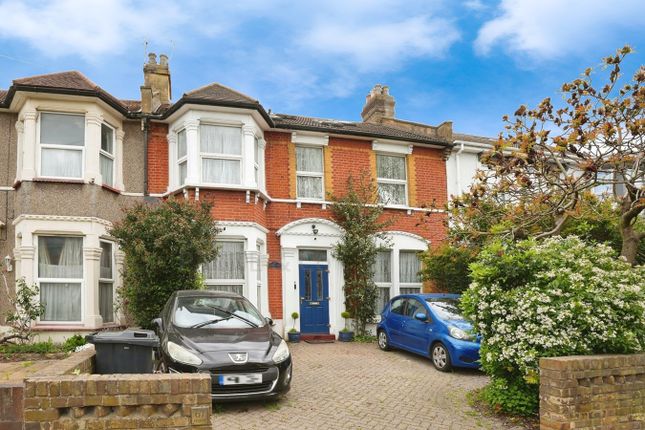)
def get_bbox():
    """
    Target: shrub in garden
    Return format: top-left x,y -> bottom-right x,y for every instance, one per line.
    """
110,198 -> 219,328
420,244 -> 476,293
462,236 -> 645,415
